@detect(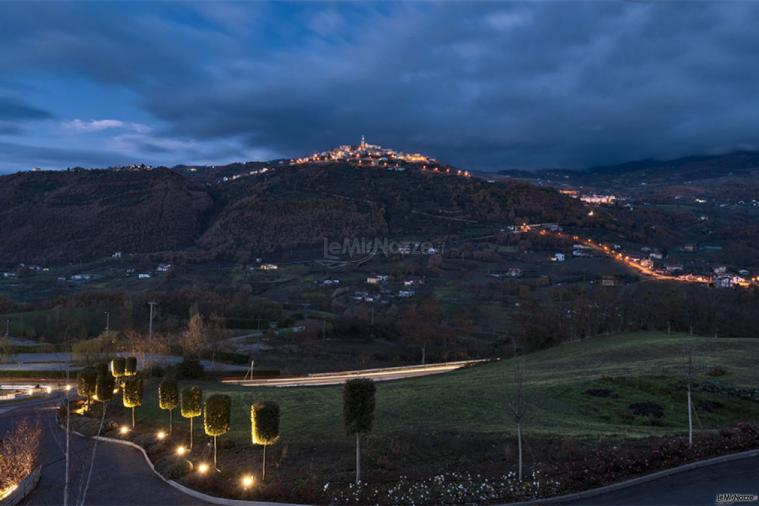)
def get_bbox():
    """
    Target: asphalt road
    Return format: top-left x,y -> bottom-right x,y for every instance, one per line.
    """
224,359 -> 488,387
558,456 -> 759,506
0,398 -> 207,506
